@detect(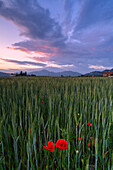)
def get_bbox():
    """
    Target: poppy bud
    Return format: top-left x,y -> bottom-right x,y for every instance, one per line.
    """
78,137 -> 81,141
76,150 -> 79,154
